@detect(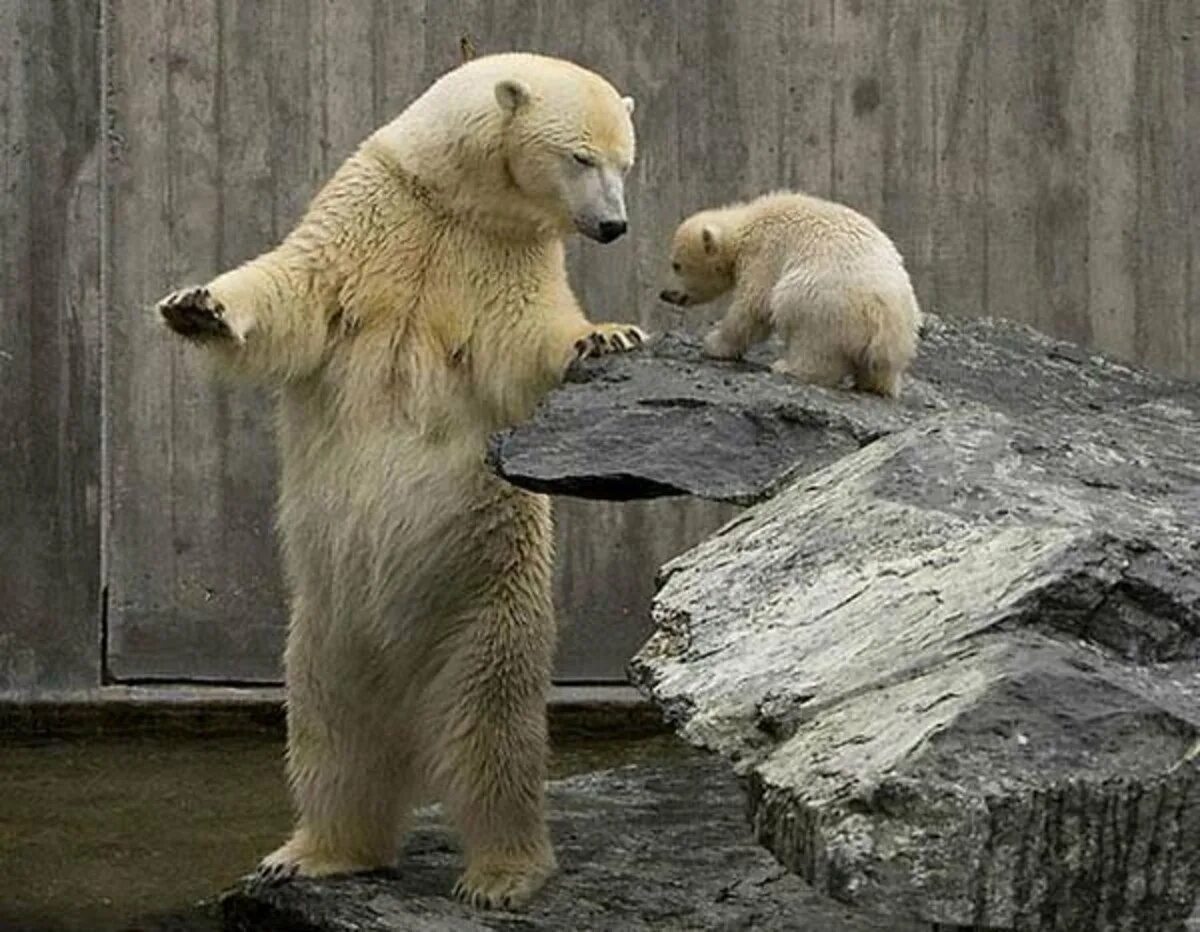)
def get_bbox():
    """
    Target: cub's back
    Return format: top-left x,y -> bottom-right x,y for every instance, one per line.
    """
744,192 -> 905,277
